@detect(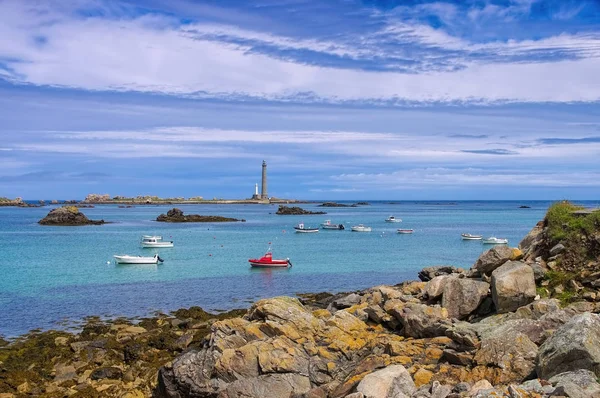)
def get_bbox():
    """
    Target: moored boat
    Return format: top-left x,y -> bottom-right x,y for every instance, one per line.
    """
140,235 -> 174,248
351,224 -> 372,232
397,229 -> 414,234
294,223 -> 319,233
461,233 -> 482,240
482,237 -> 509,245
321,220 -> 345,230
248,251 -> 291,268
385,216 -> 402,223
113,254 -> 163,264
